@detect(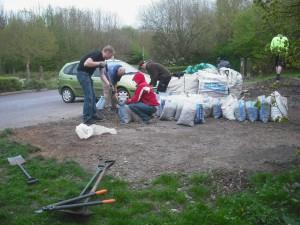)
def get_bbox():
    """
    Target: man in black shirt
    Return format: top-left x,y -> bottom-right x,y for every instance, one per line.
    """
139,60 -> 171,93
77,45 -> 114,125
